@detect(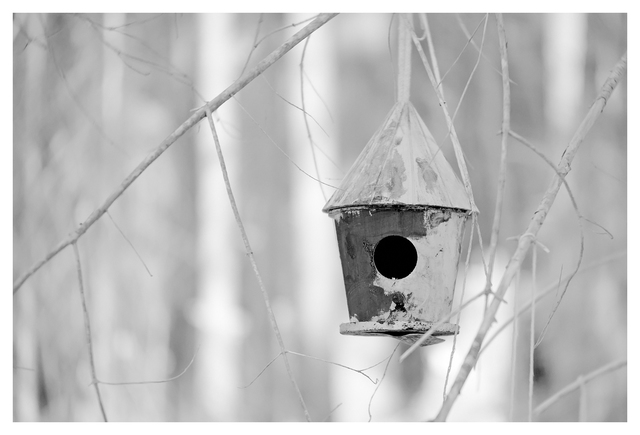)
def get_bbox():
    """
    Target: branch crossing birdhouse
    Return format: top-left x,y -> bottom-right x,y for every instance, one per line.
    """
323,101 -> 472,346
